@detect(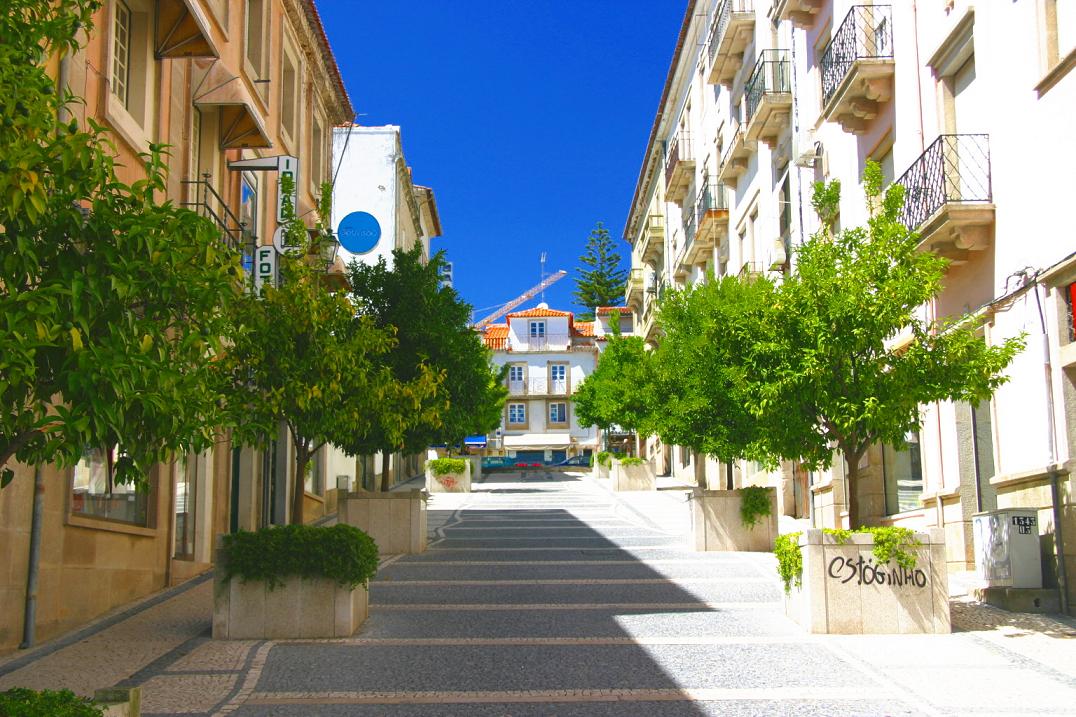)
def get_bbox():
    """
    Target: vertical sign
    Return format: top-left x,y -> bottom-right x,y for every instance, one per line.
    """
254,245 -> 278,293
276,156 -> 299,224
